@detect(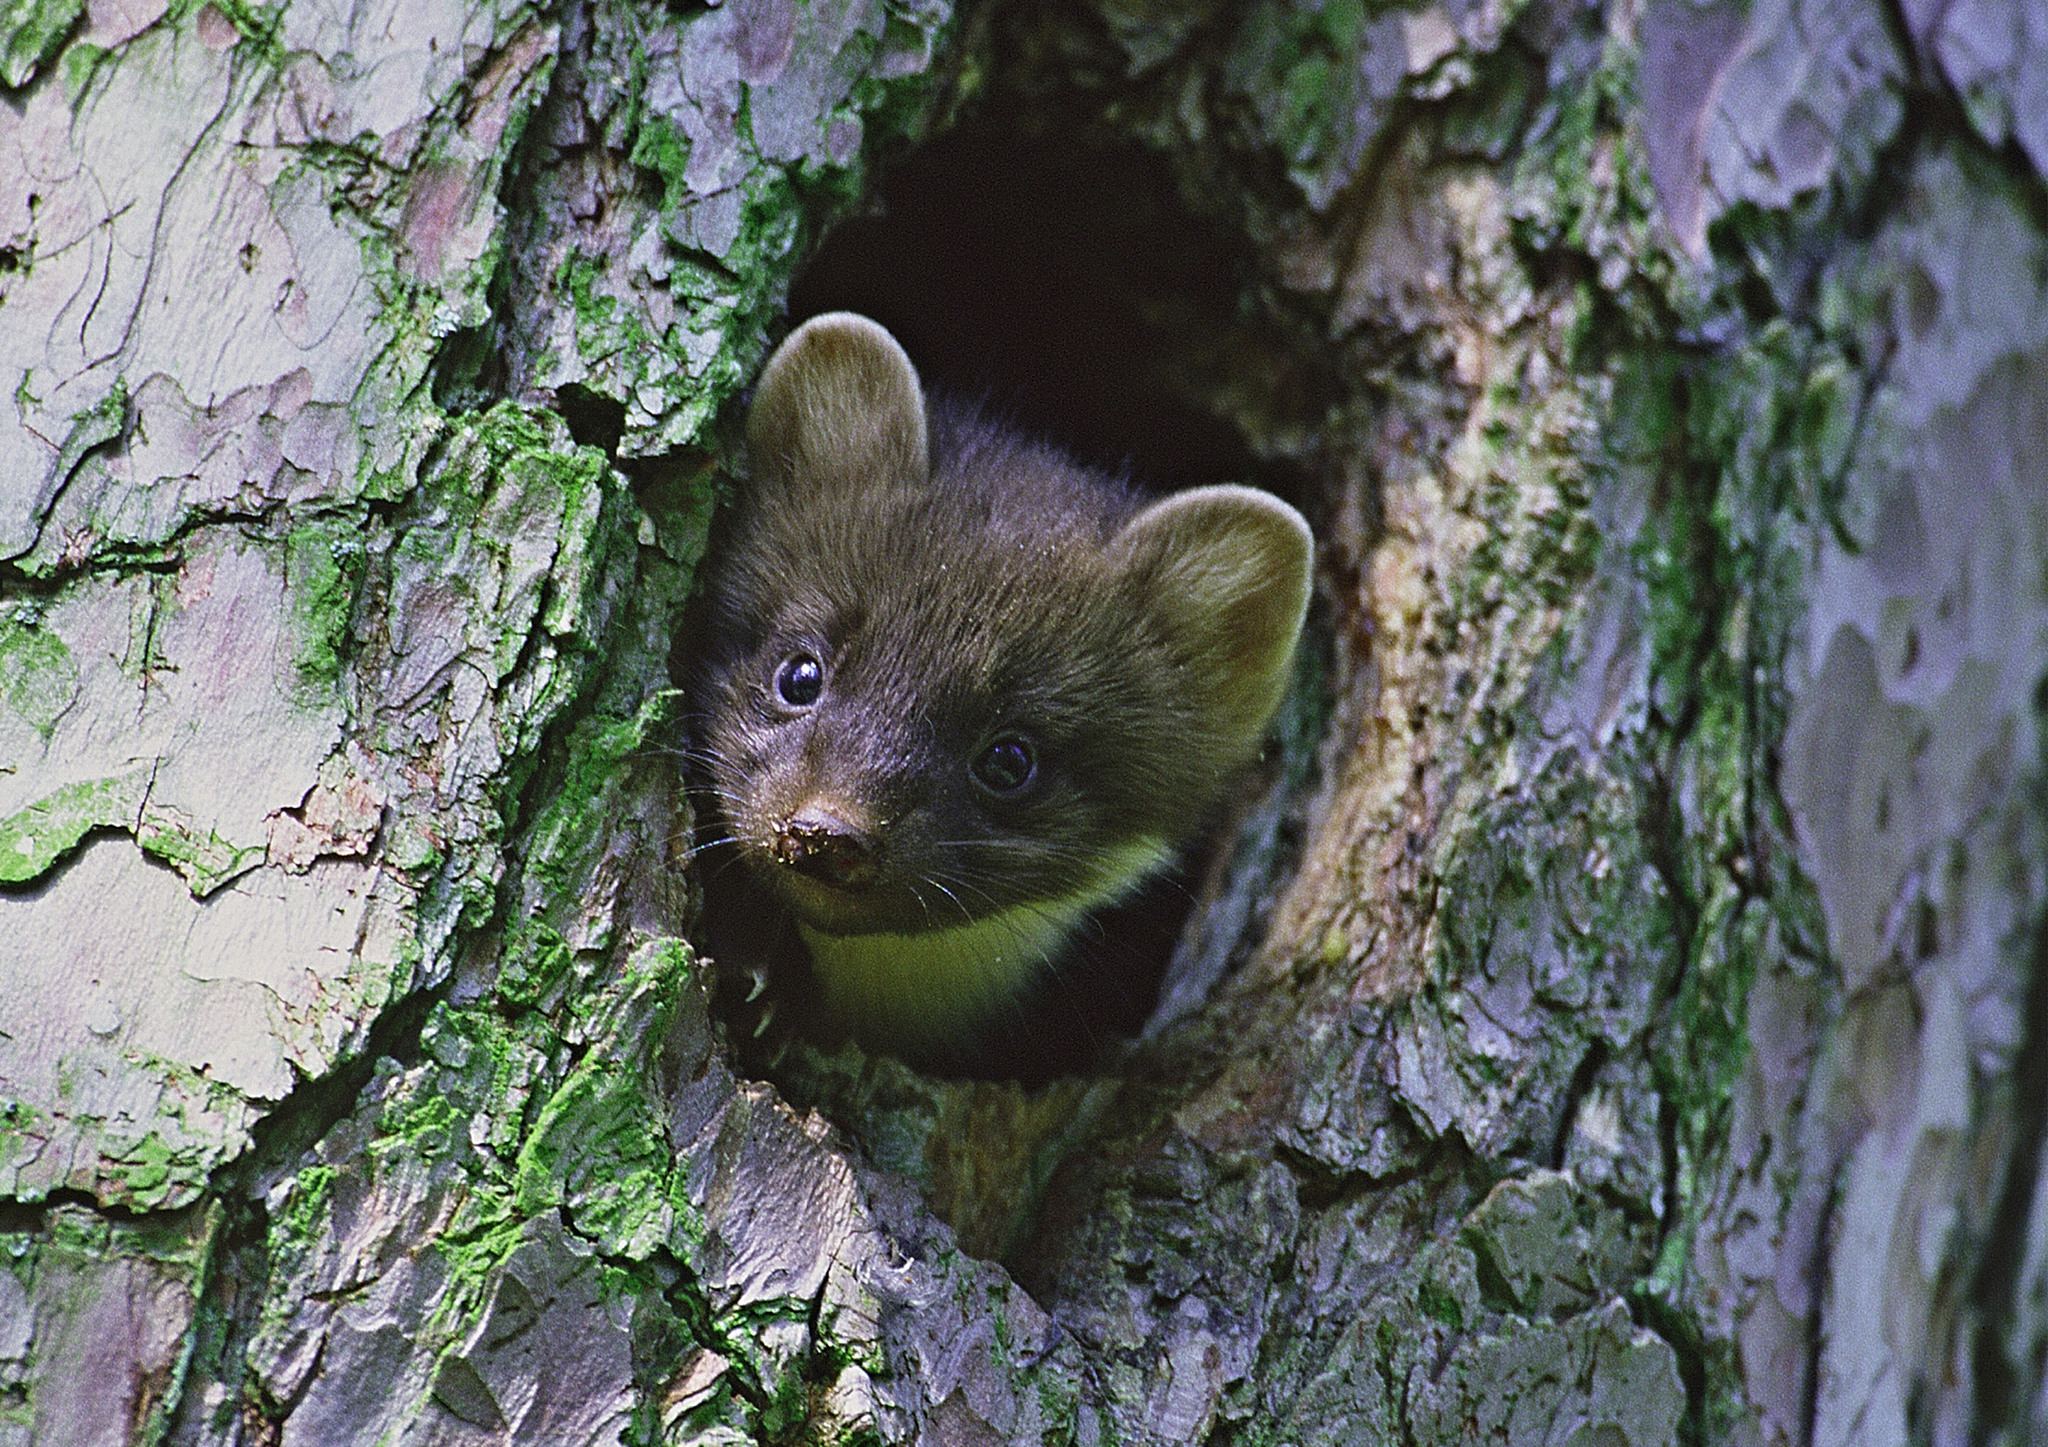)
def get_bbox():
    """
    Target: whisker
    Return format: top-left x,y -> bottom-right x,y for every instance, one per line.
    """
680,833 -> 743,864
686,792 -> 757,817
919,875 -> 978,928
924,865 -> 1001,904
636,743 -> 729,769
904,878 -> 939,931
640,741 -> 764,781
925,836 -> 1184,878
